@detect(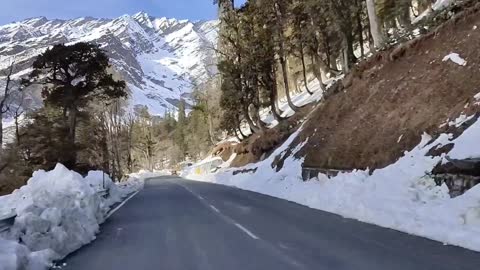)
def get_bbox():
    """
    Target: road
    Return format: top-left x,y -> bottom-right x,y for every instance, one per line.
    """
63,176 -> 480,270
